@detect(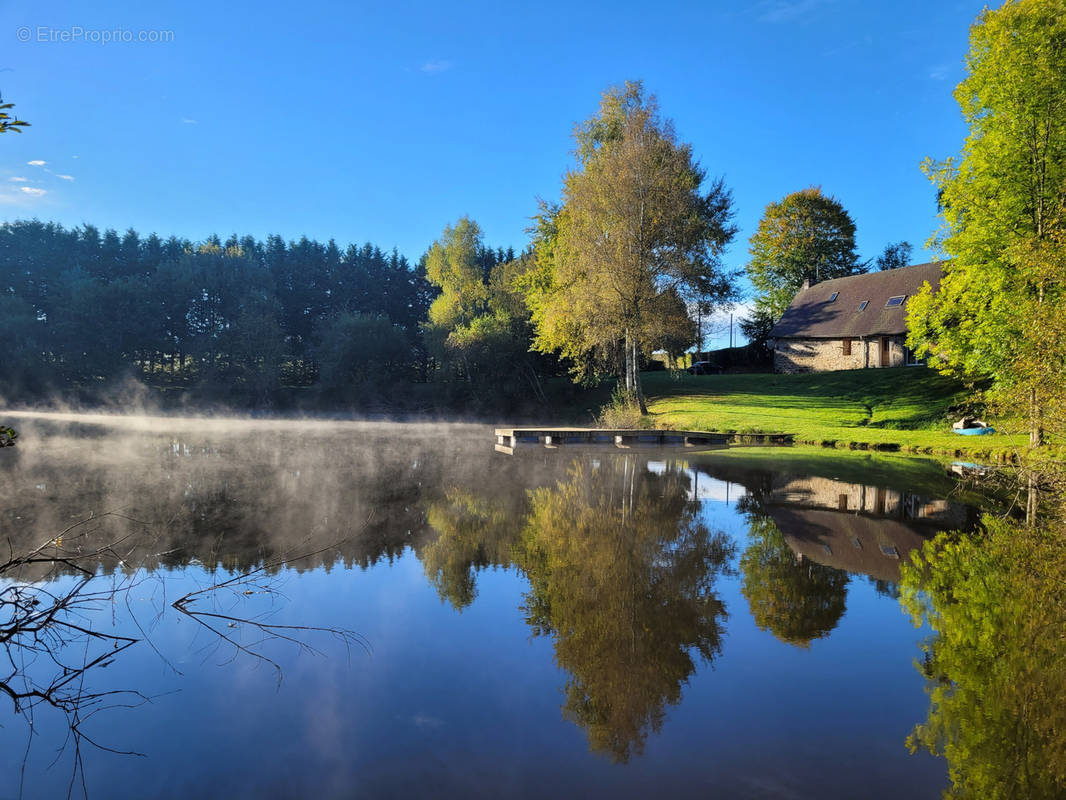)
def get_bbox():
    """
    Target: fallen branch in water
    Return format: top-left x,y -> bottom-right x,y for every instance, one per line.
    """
171,516 -> 375,687
1,510 -> 374,798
